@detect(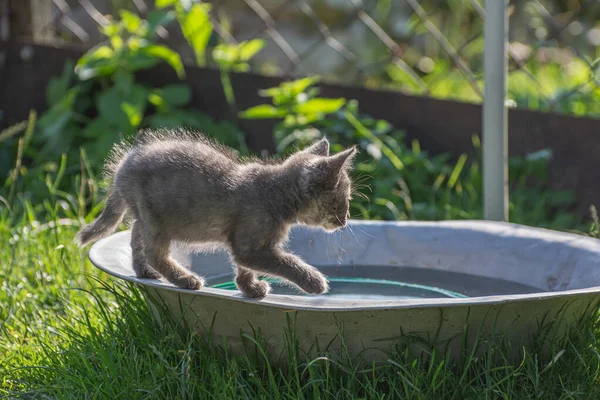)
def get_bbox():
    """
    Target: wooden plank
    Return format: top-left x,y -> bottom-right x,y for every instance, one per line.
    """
0,41 -> 598,216
7,0 -> 54,42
